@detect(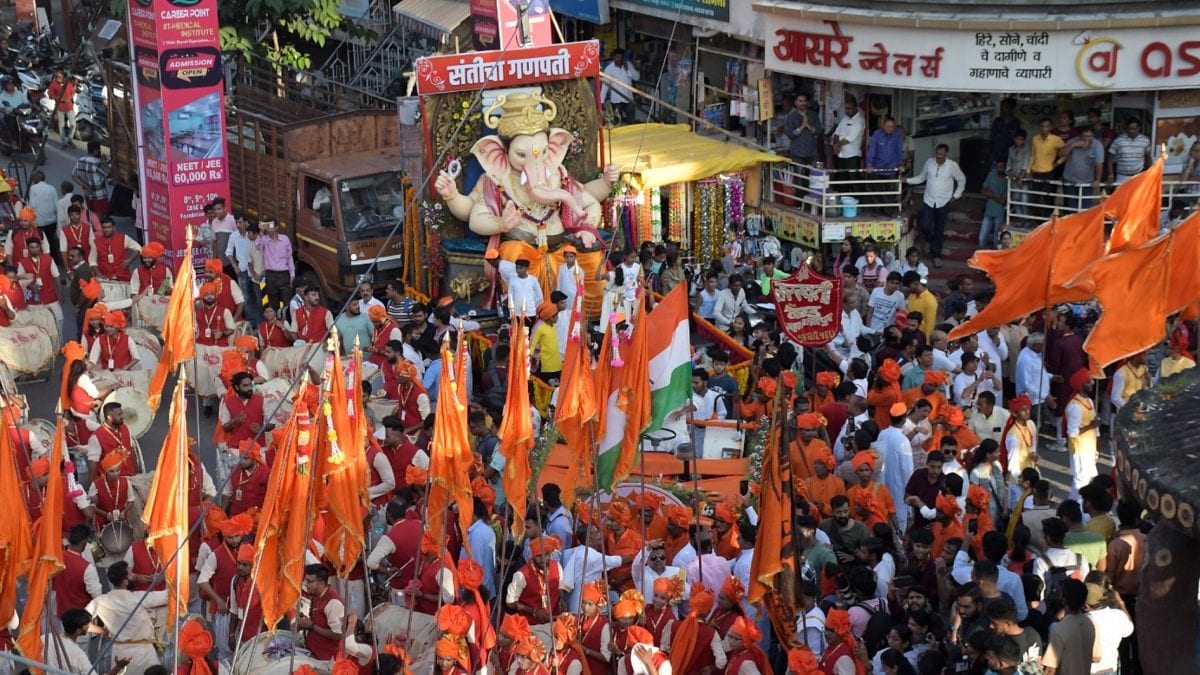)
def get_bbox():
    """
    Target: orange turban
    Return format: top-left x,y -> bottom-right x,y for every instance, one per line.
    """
554,613 -> 579,647
636,490 -> 663,512
477,484 -> 496,513
204,504 -> 227,536
529,535 -> 562,557
218,512 -> 254,537
689,582 -> 715,615
406,465 -> 428,486
80,277 -> 101,301
796,413 -> 823,430
582,578 -> 607,605
967,484 -> 990,512
536,302 -> 558,321
235,335 -> 257,352
99,452 -> 126,472
421,531 -> 440,556
713,502 -> 736,525
199,281 -> 218,297
85,303 -> 108,323
179,619 -> 214,675
923,370 -> 948,386
878,359 -> 901,383
857,490 -> 886,525
237,543 -> 255,563
1069,368 -> 1092,394
331,658 -> 360,675
851,451 -> 876,471
18,206 -> 35,222
756,376 -> 778,399
368,305 -> 388,321
238,439 -> 263,463
730,615 -> 762,647
457,558 -> 483,591
205,258 -> 224,274
720,576 -> 745,603
889,402 -> 908,418
815,371 -> 840,388
811,444 -> 836,472
607,499 -> 634,526
141,241 -> 164,258
625,626 -> 654,646
941,405 -> 965,427
515,634 -> 547,661
936,493 -> 961,518
107,310 -> 127,330
395,360 -> 418,379
30,458 -> 49,478
665,505 -> 691,529
1008,394 -> 1032,412
652,577 -> 674,596
788,648 -> 822,675
825,608 -> 854,646
501,613 -> 532,641
612,597 -> 641,619
435,637 -> 469,671
437,604 -> 472,638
